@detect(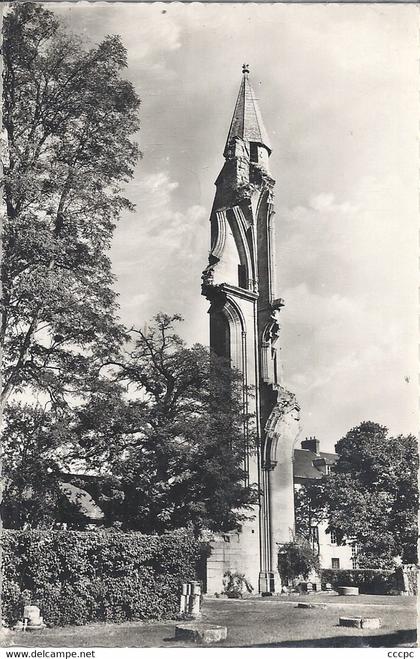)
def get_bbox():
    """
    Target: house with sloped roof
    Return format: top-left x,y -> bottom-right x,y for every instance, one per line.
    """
294,437 -> 354,570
